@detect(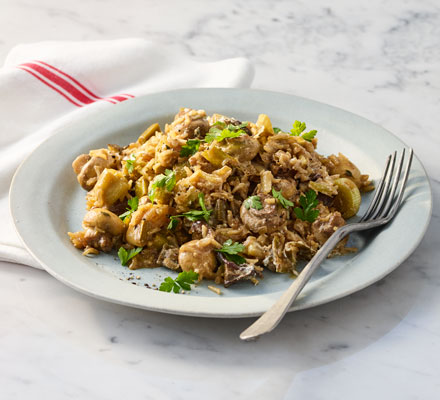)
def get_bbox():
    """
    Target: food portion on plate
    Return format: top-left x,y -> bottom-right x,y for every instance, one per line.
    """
68,108 -> 373,289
